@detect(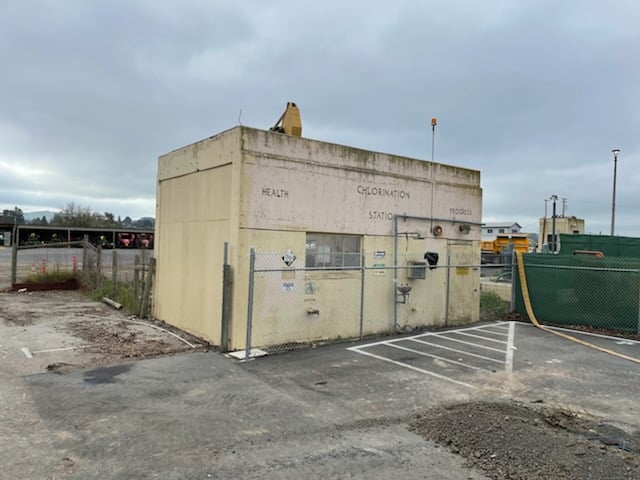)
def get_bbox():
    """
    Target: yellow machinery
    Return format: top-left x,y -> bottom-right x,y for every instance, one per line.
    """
481,234 -> 530,254
270,102 -> 302,137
